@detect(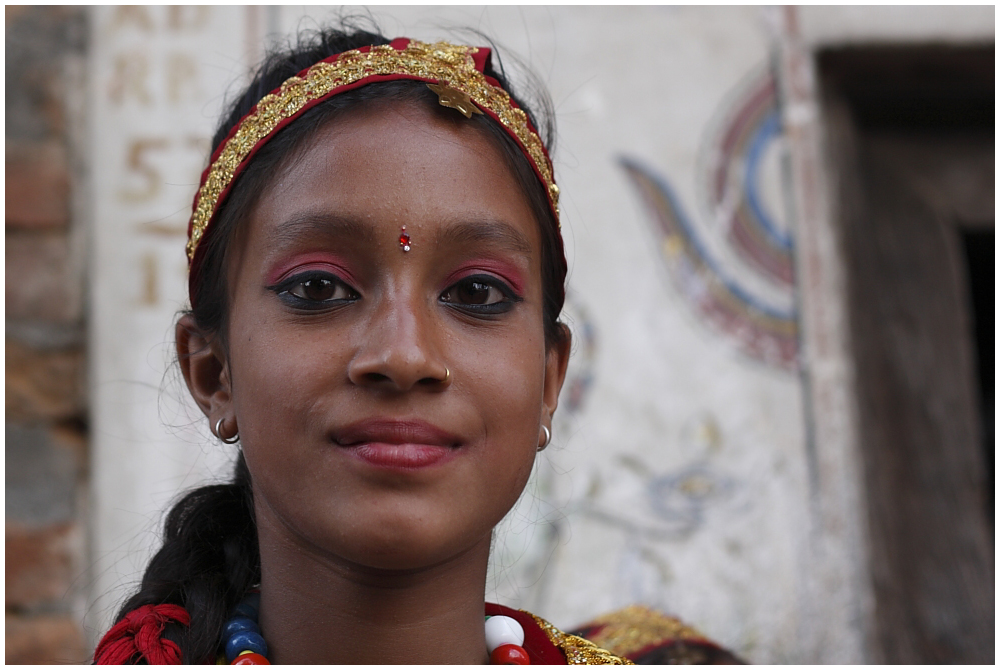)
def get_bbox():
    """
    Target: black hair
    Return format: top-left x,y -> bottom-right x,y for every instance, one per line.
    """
110,24 -> 567,664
